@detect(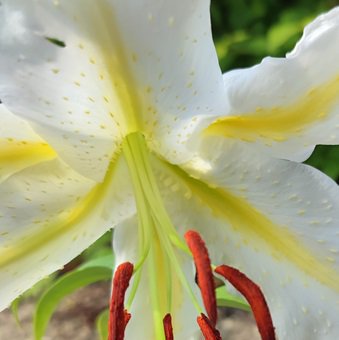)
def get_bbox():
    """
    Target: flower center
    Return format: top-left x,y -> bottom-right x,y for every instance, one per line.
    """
122,131 -> 200,339
119,132 -> 276,340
